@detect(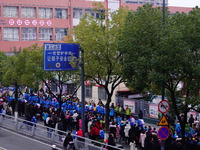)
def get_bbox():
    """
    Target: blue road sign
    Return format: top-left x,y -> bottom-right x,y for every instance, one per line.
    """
44,43 -> 80,71
158,126 -> 170,140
